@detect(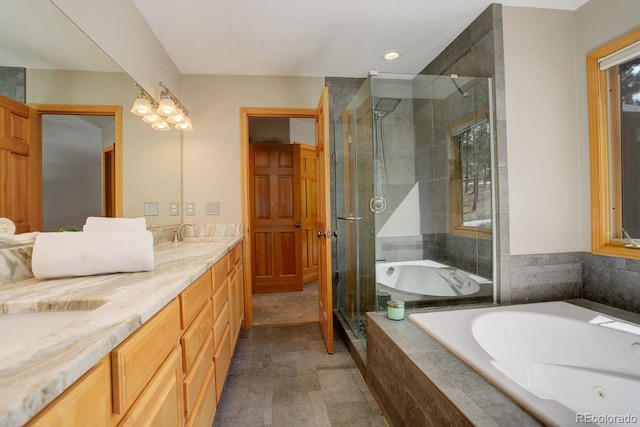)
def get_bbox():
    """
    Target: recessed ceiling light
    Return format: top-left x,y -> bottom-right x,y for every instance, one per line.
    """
382,51 -> 402,61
